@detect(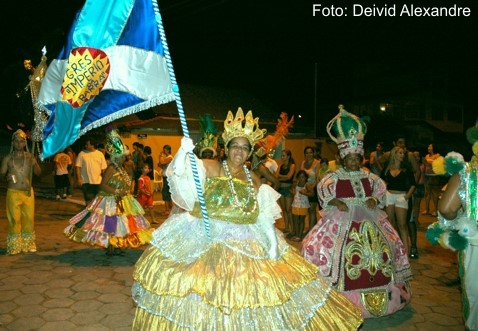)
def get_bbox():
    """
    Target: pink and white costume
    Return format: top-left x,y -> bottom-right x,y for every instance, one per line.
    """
301,167 -> 412,318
